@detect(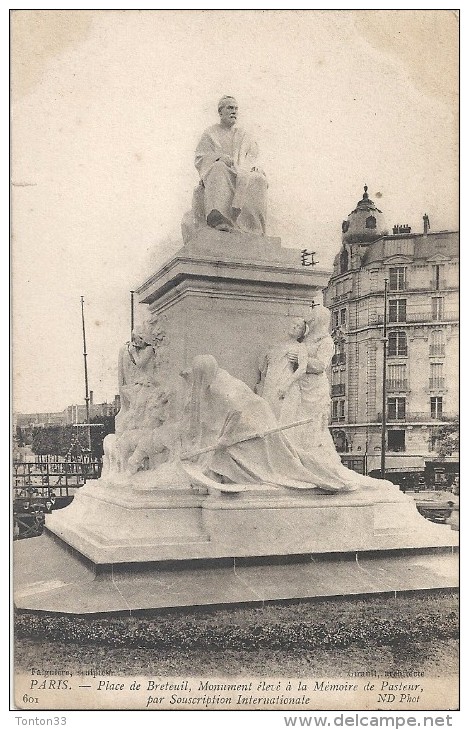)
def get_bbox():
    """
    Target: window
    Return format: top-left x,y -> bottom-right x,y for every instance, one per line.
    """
387,364 -> 407,390
332,339 -> 346,366
366,215 -> 376,229
388,330 -> 407,356
389,267 -> 406,291
388,430 -> 406,452
333,311 -> 340,328
434,470 -> 447,486
430,396 -> 443,419
432,264 -> 443,290
339,248 -> 349,274
389,299 -> 406,323
430,330 -> 445,357
340,308 -> 346,326
429,429 -> 439,452
332,400 -> 345,421
387,397 -> 406,421
332,430 -> 347,453
432,297 -> 444,321
429,363 -> 444,390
